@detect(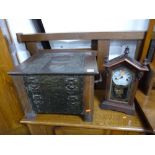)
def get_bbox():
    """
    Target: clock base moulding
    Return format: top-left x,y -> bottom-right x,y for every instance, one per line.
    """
100,101 -> 135,115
